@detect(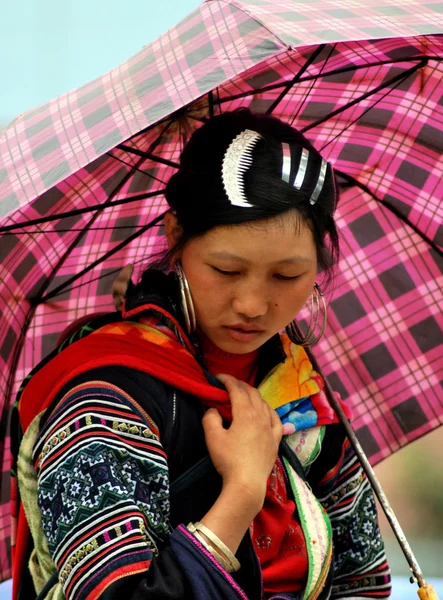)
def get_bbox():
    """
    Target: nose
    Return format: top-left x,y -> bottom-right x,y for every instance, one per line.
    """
232,280 -> 268,319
